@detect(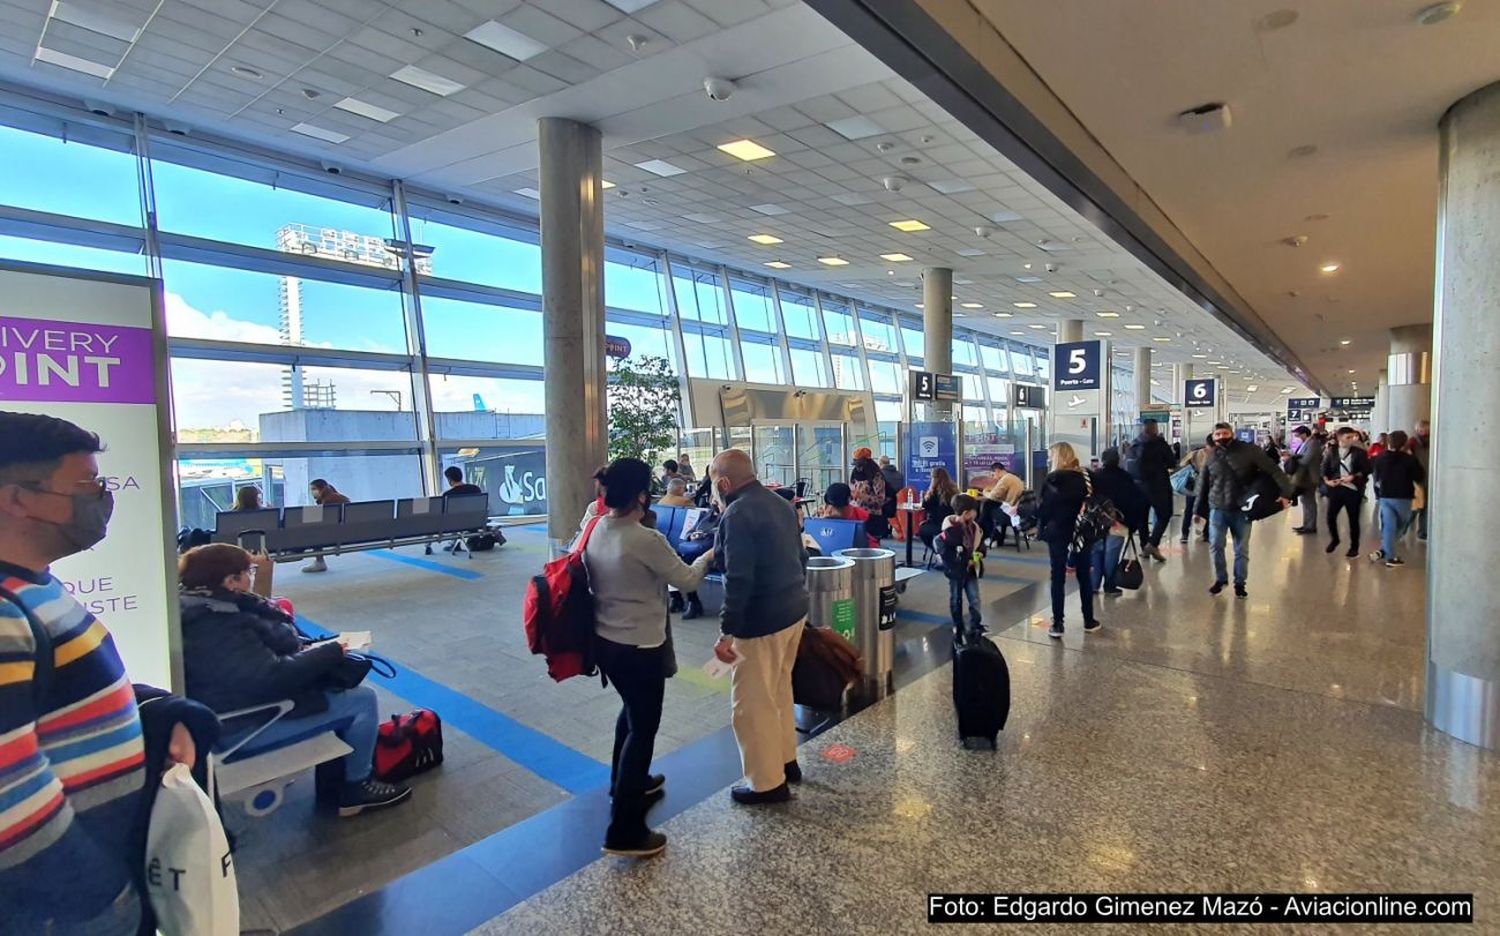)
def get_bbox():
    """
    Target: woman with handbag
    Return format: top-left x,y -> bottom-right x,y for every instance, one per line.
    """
1036,442 -> 1100,639
177,544 -> 411,817
583,458 -> 715,858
